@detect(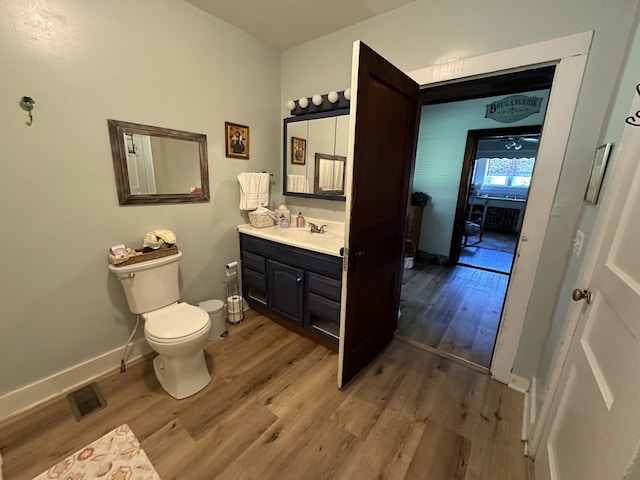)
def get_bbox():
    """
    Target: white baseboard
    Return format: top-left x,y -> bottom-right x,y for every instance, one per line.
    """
514,374 -> 537,458
0,339 -> 152,422
529,376 -> 537,426
522,391 -> 531,441
508,373 -> 531,393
